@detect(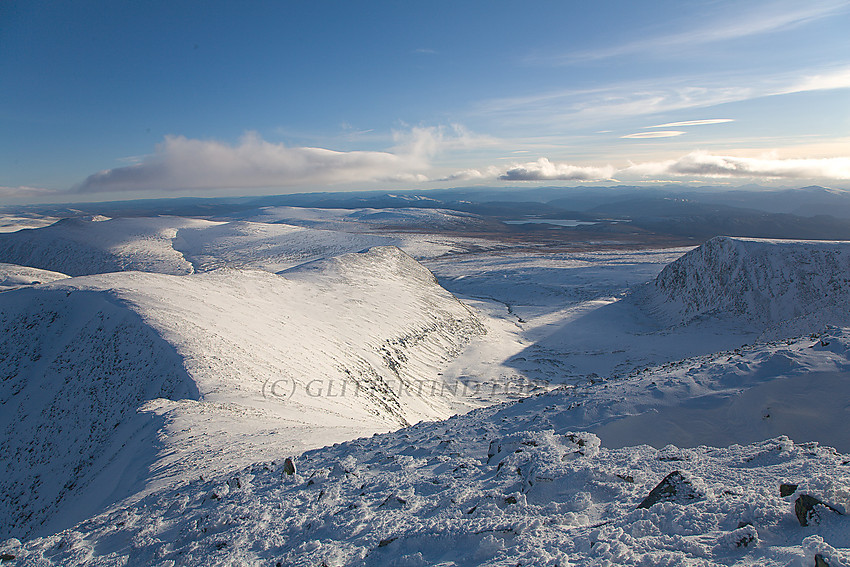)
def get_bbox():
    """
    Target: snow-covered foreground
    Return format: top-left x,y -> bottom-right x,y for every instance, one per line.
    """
4,382 -> 848,565
1,211 -> 850,565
